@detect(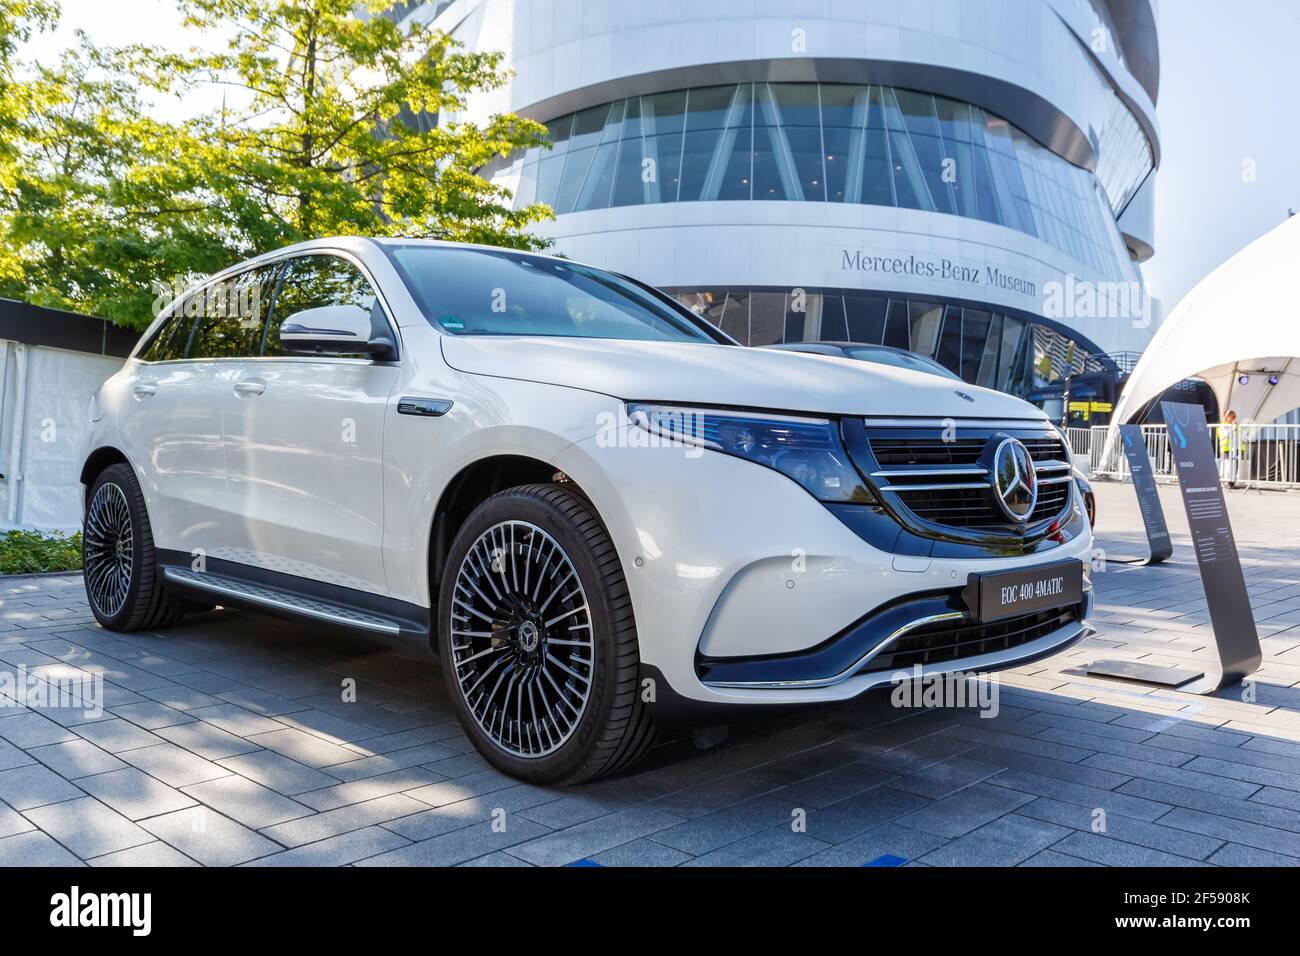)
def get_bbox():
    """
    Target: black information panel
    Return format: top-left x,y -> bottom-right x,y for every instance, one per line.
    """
1161,401 -> 1261,687
1119,423 -> 1173,564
